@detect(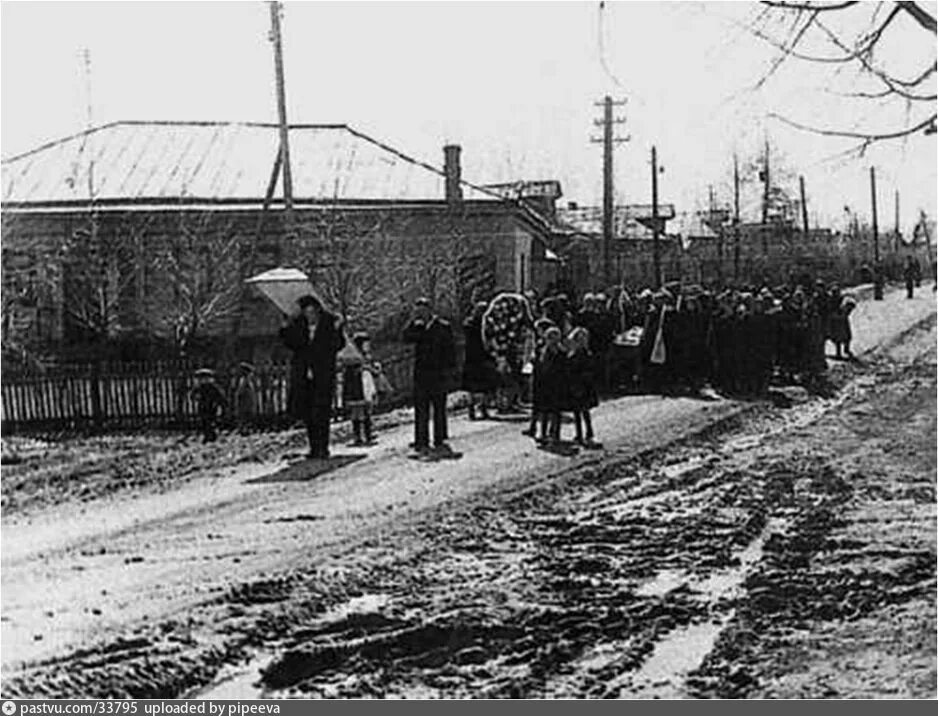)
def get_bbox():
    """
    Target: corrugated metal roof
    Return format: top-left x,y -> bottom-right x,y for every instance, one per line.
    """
2,121 -> 501,205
